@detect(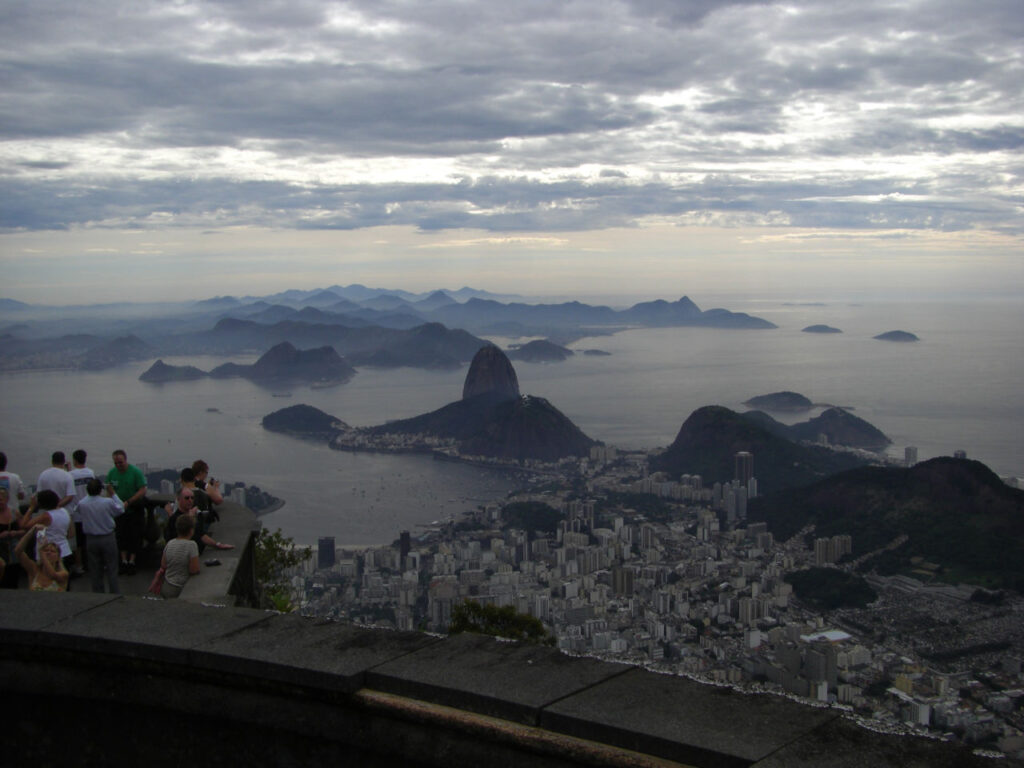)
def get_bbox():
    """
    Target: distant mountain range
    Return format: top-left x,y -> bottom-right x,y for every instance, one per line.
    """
0,286 -> 776,372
